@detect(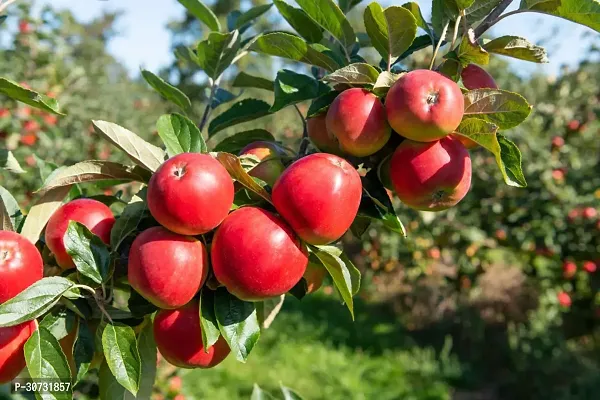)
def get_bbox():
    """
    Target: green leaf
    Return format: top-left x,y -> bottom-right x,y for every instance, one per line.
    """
102,323 -> 141,396
463,88 -> 532,129
197,31 -> 241,80
40,309 -> 76,341
0,78 -> 64,115
450,29 -> 489,66
110,193 -> 148,251
431,0 -> 459,37
454,118 -> 527,187
20,186 -> 72,244
156,113 -> 207,157
92,120 -> 166,172
0,149 -> 24,173
174,45 -> 199,65
141,70 -> 192,113
208,99 -> 272,137
519,0 -> 600,33
322,63 -> 380,85
401,2 -> 435,43
214,287 -> 260,362
0,277 -> 75,327
271,69 -> 329,112
437,59 -> 462,82
232,72 -> 274,91
295,0 -> 356,52
213,129 -> 275,153
483,35 -> 549,63
24,328 -> 72,400
211,88 -> 239,109
73,321 -> 95,383
0,185 -> 23,232
200,289 -> 221,350
359,170 -> 406,236
350,215 -> 371,238
466,0 -> 503,23
273,0 -> 324,43
214,152 -> 272,203
135,323 -> 157,399
250,32 -> 340,71
306,91 -> 339,118
311,249 -> 356,319
455,0 -> 475,9
64,221 -> 110,285
235,4 -> 273,28
36,161 -> 150,196
372,71 -> 403,96
364,4 -> 418,65
281,385 -> 305,400
177,0 -> 221,31
252,384 -> 277,400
